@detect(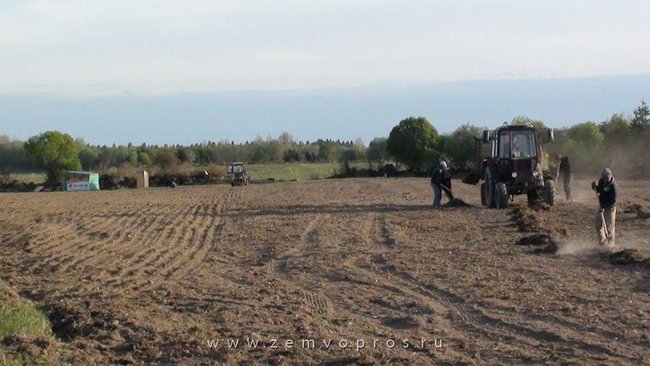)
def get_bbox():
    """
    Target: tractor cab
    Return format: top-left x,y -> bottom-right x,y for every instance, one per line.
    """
489,126 -> 543,191
497,128 -> 536,159
228,162 -> 249,186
